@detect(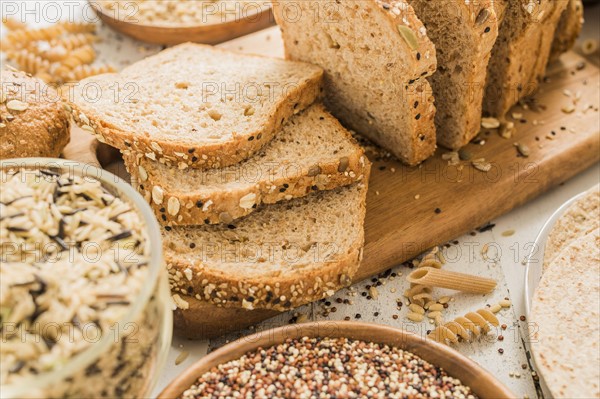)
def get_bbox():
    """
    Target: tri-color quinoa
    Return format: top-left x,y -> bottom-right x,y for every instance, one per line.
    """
0,167 -> 161,397
181,337 -> 478,399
